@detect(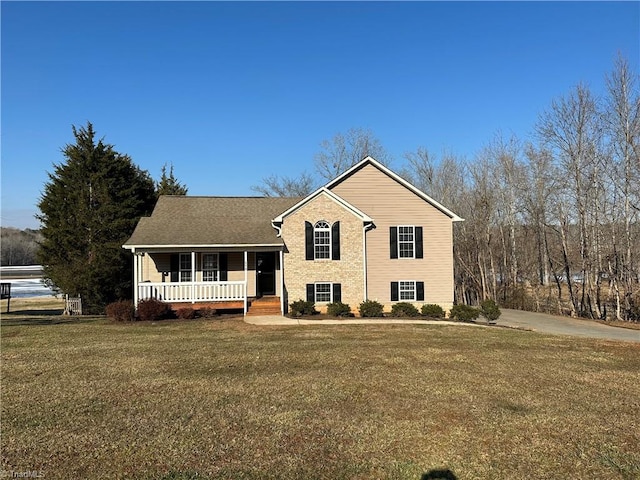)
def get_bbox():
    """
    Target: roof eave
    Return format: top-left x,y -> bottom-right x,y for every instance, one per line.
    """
123,243 -> 285,250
